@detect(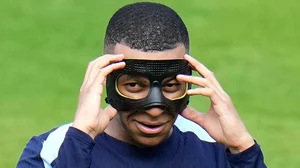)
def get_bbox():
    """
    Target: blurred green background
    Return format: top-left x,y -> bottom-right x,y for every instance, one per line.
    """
0,0 -> 299,167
